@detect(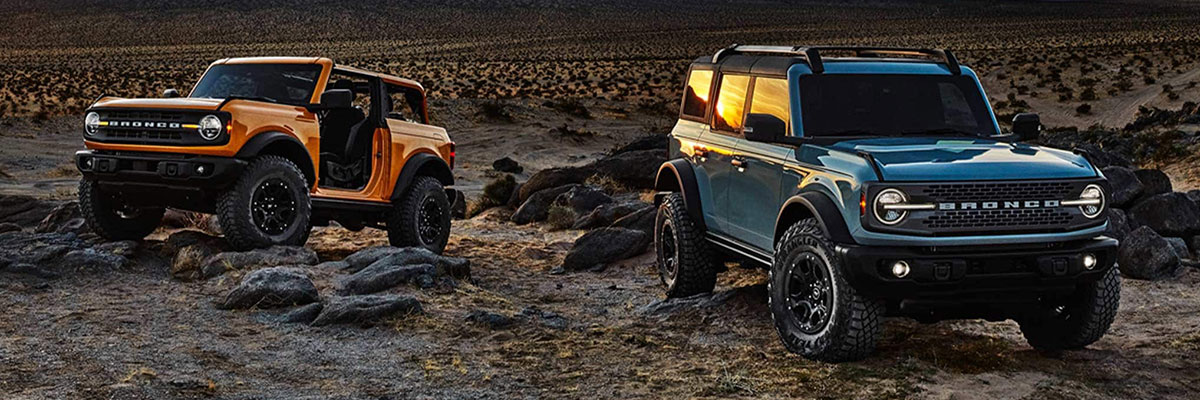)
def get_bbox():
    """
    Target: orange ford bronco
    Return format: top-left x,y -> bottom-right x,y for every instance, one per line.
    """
76,57 -> 456,253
